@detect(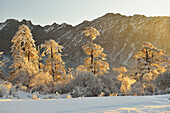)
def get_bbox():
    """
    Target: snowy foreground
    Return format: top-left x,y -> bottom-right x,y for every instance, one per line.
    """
0,94 -> 170,113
